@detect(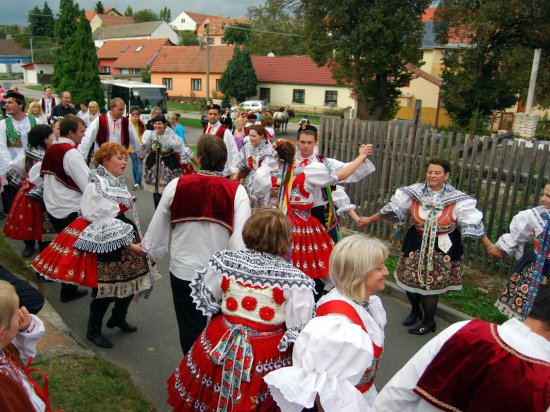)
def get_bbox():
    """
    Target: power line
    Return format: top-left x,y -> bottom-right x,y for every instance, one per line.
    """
221,24 -> 302,37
